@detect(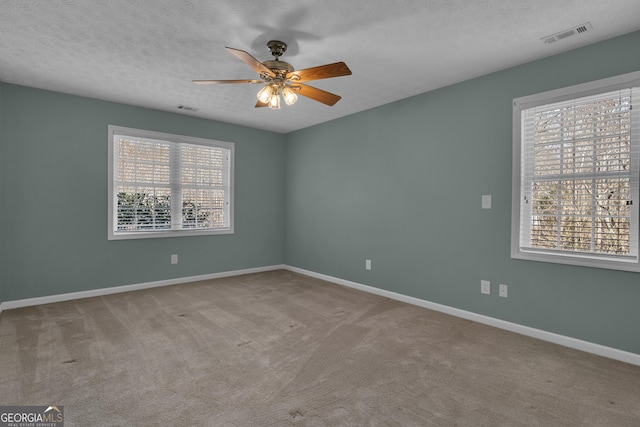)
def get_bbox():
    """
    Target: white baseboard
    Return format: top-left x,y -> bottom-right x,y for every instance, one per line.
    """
285,266 -> 640,366
0,264 -> 286,314
2,263 -> 638,366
